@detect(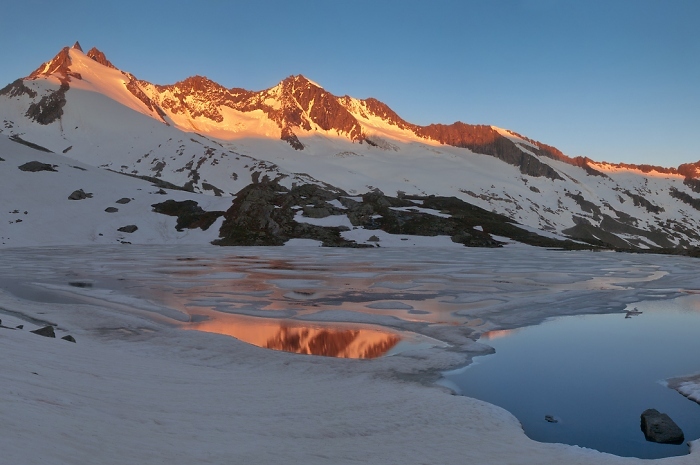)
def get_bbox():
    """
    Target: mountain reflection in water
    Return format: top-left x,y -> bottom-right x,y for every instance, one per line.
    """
188,314 -> 401,359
